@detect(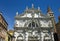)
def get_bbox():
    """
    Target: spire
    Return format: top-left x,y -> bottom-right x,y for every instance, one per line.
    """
32,3 -> 34,8
47,6 -> 54,17
38,6 -> 40,11
26,6 -> 28,10
47,6 -> 52,13
16,12 -> 18,15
